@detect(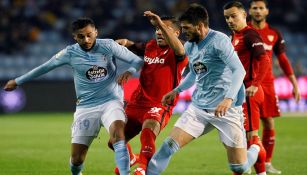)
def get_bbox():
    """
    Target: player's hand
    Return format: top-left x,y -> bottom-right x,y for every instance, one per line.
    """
144,11 -> 163,27
292,86 -> 301,103
215,98 -> 233,117
115,39 -> 134,47
117,71 -> 132,86
3,80 -> 18,91
161,90 -> 178,106
246,85 -> 258,96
